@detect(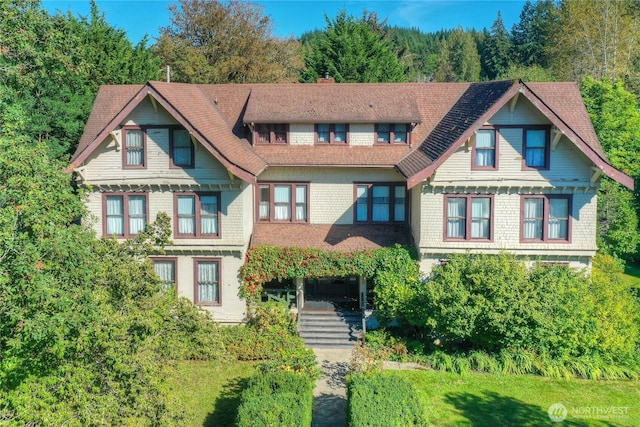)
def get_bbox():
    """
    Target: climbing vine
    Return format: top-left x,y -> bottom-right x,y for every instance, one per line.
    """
240,244 -> 419,303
